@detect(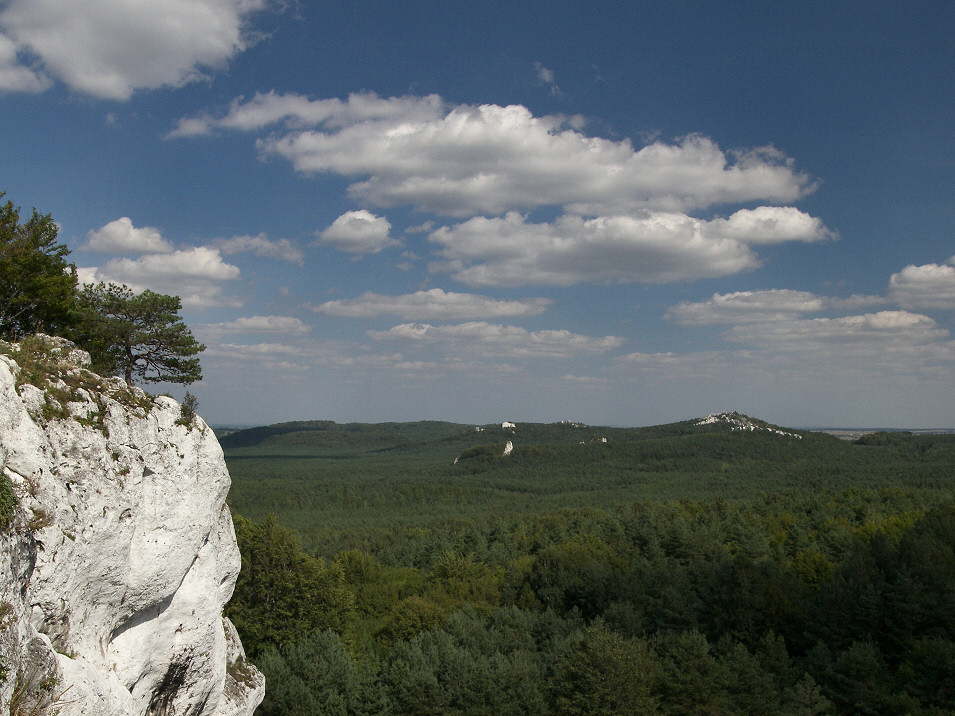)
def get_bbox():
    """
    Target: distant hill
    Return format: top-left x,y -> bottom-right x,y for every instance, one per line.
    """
218,411 -> 807,453
218,419 -> 468,451
222,411 -> 955,558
